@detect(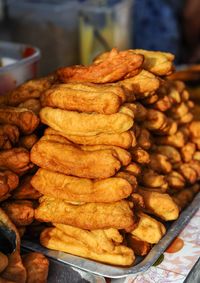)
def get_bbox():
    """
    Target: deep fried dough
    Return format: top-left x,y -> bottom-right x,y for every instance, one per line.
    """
31,139 -> 121,179
123,162 -> 141,177
18,99 -> 41,115
40,107 -> 133,136
0,148 -> 31,173
172,184 -> 200,210
57,48 -> 143,83
19,134 -> 39,150
115,171 -> 138,189
126,235 -> 151,256
189,121 -> 200,138
40,227 -> 135,266
22,252 -> 49,283
31,168 -> 132,202
166,171 -> 185,190
41,83 -> 125,114
36,196 -> 135,232
143,109 -> 167,131
137,128 -> 152,150
3,170 -> 19,191
181,142 -> 196,162
124,102 -> 147,121
155,131 -> 186,148
0,107 -> 39,134
140,169 -> 168,190
149,153 -> 172,174
130,146 -> 150,164
2,200 -> 34,226
0,124 -> 19,144
137,189 -> 179,221
44,127 -> 136,149
12,175 -> 41,200
153,94 -> 173,112
155,145 -> 181,164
